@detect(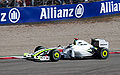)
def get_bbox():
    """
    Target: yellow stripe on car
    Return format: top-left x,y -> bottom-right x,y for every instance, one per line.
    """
33,49 -> 56,56
24,53 -> 29,56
